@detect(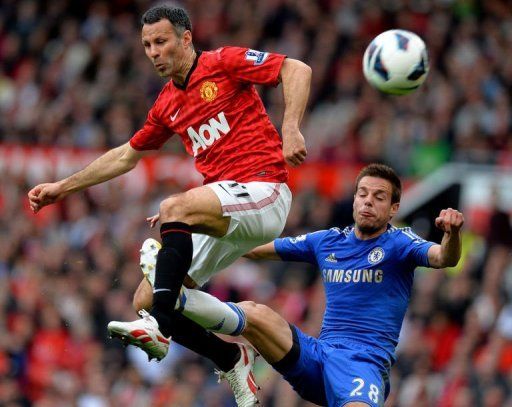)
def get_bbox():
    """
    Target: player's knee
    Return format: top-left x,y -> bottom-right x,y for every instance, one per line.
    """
159,194 -> 190,222
238,301 -> 271,333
